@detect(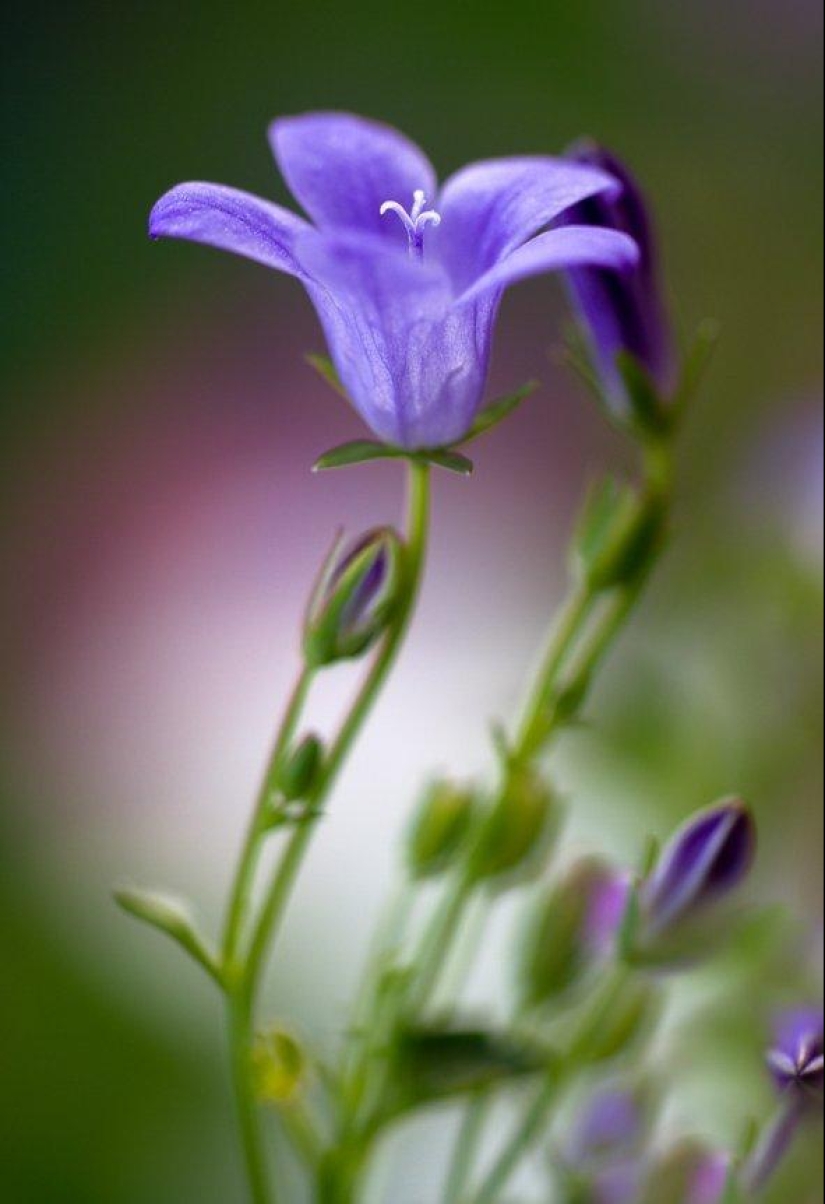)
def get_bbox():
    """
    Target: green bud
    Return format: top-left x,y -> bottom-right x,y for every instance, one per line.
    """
518,859 -> 627,1009
469,767 -> 557,888
277,733 -> 323,801
303,528 -> 402,667
251,1026 -> 307,1105
575,476 -> 666,592
406,781 -> 477,879
584,976 -> 659,1065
